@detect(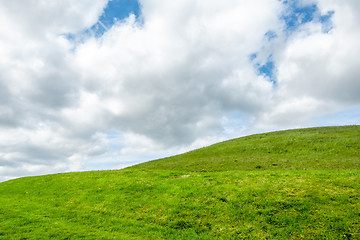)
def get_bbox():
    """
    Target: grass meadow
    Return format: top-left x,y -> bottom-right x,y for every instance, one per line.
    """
0,126 -> 359,239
